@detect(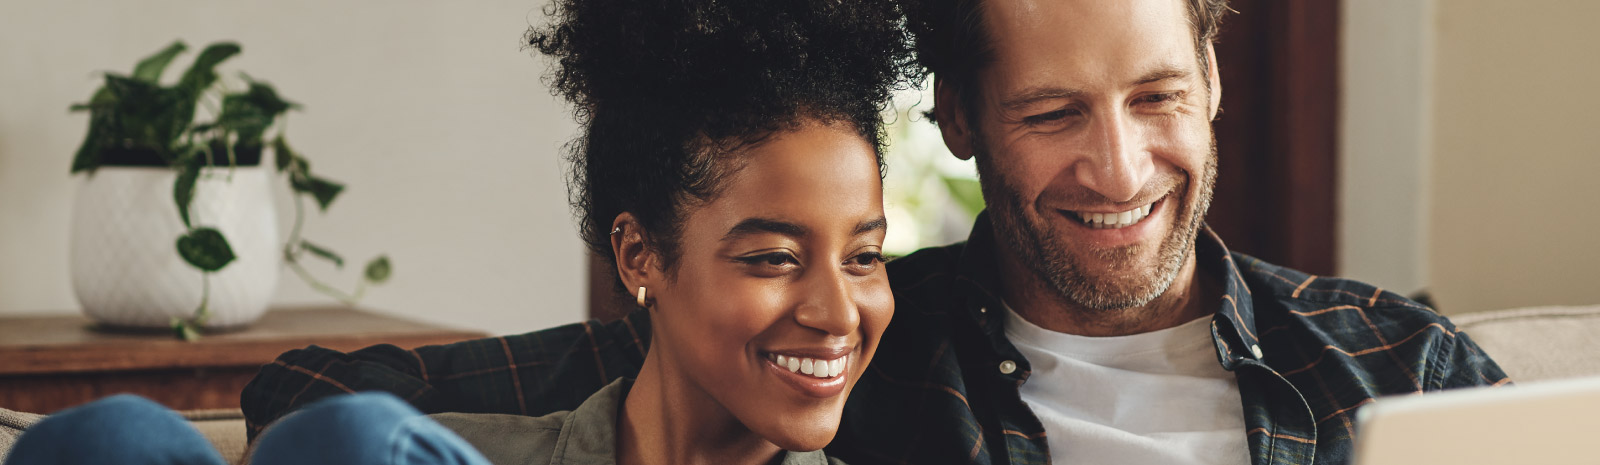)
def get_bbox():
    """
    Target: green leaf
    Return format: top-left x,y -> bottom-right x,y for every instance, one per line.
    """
364,255 -> 392,284
70,110 -> 113,174
176,228 -> 237,272
273,135 -> 296,172
133,41 -> 187,83
217,93 -> 272,146
299,240 -> 345,268
242,80 -> 296,116
172,151 -> 204,227
177,42 -> 240,96
291,173 -> 345,212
